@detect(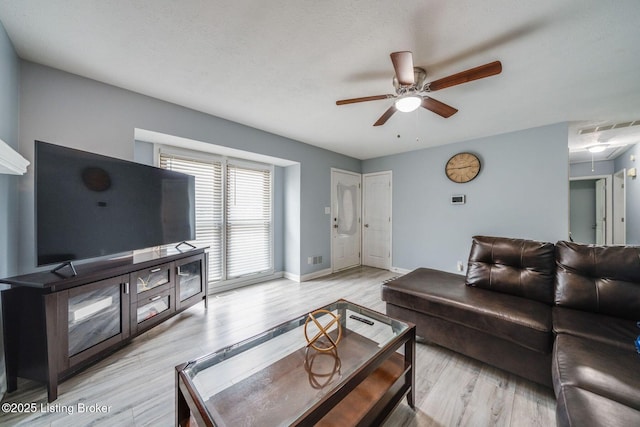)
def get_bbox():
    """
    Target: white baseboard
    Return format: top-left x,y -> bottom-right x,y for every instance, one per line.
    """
390,266 -> 412,275
283,271 -> 301,282
208,271 -> 284,294
300,267 -> 332,282
284,267 -> 332,282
